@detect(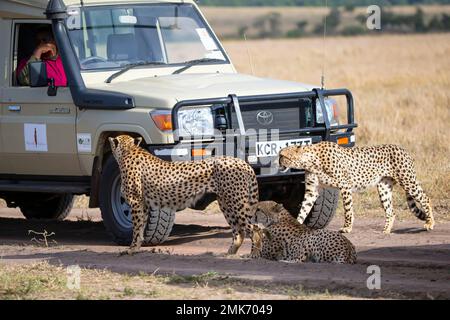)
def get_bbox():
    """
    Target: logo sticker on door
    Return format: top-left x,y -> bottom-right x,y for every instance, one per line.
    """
77,133 -> 92,153
24,123 -> 48,152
